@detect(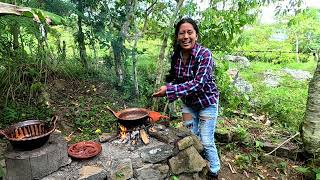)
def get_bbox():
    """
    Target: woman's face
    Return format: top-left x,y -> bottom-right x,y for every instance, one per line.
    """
177,22 -> 198,51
